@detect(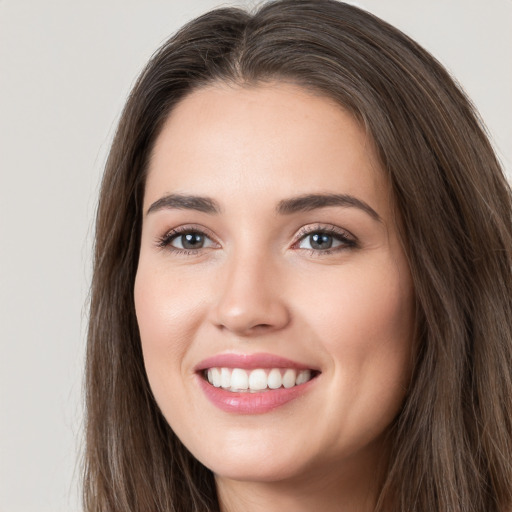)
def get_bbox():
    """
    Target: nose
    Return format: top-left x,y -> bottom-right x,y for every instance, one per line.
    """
210,250 -> 291,337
